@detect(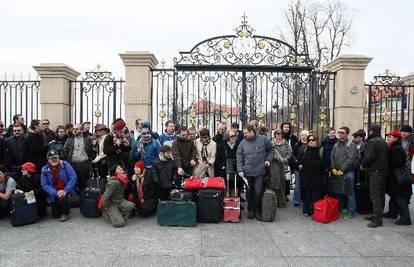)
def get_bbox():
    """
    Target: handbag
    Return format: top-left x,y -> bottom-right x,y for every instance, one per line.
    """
326,175 -> 350,195
393,167 -> 411,186
313,195 -> 340,224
